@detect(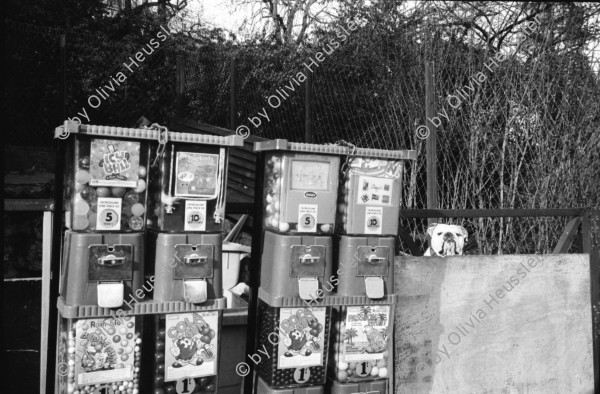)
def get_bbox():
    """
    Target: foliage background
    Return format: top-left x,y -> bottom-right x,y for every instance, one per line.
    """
5,0 -> 600,255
